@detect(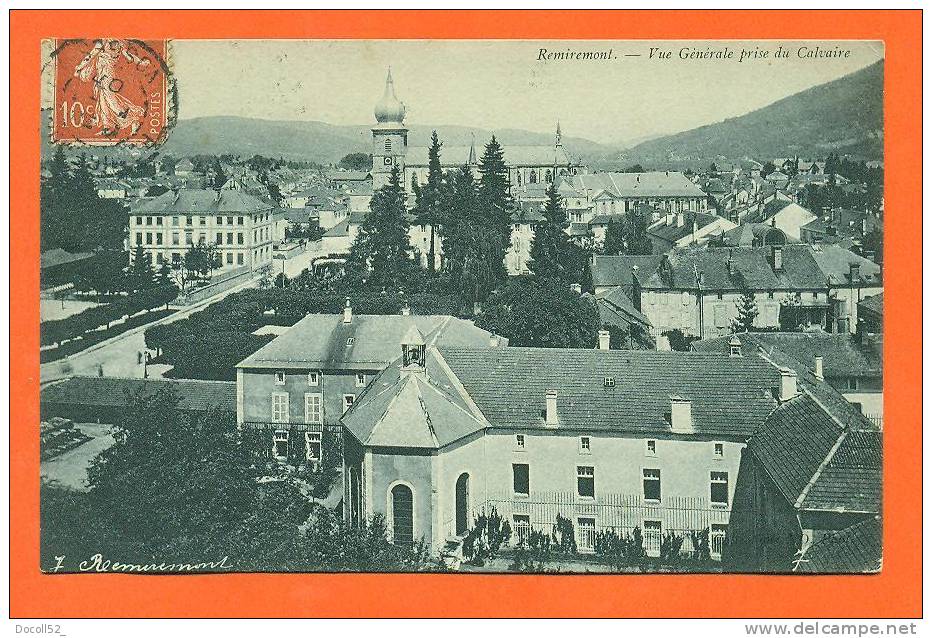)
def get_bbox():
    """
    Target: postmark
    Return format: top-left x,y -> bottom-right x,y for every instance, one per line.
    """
49,38 -> 173,146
